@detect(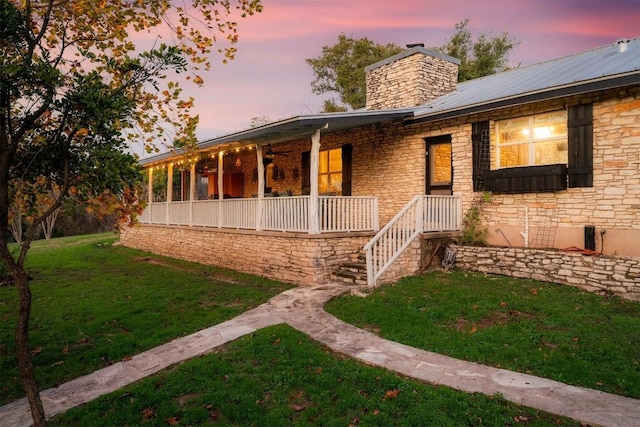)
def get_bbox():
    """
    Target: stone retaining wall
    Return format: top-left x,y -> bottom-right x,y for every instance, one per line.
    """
454,245 -> 640,301
120,225 -> 371,286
